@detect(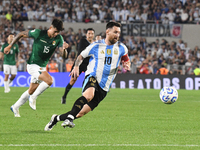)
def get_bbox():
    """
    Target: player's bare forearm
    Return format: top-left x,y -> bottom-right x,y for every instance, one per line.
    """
0,52 -> 4,60
60,42 -> 69,59
59,47 -> 68,59
75,55 -> 84,67
69,55 -> 83,78
10,30 -> 29,47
